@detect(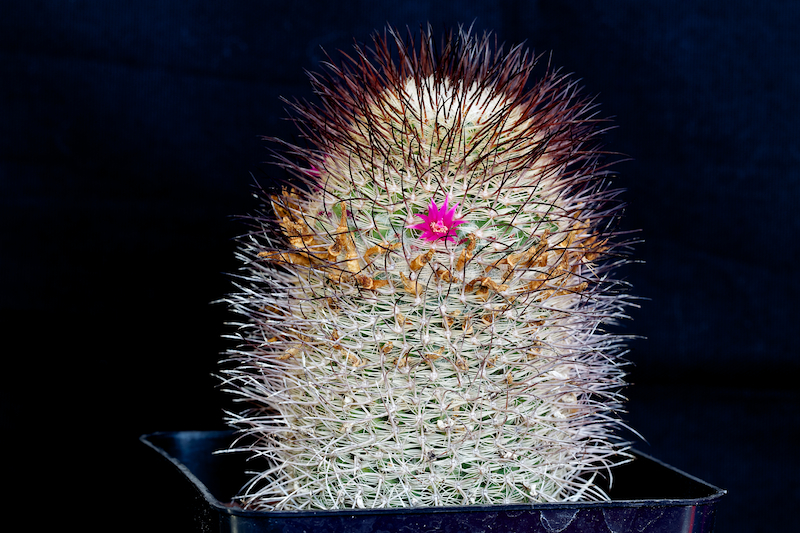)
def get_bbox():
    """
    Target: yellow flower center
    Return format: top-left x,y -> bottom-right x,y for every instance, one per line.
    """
431,220 -> 449,234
